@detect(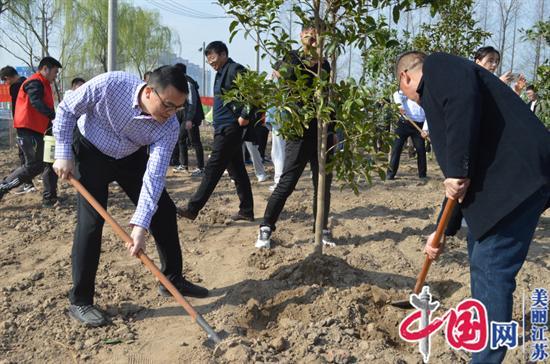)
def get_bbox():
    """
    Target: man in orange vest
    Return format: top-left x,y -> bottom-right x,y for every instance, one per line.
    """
0,57 -> 61,207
